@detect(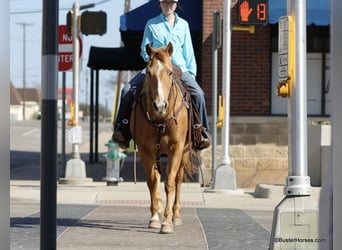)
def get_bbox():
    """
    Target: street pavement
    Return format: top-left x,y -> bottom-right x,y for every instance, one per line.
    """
10,125 -> 321,250
10,167 -> 321,249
